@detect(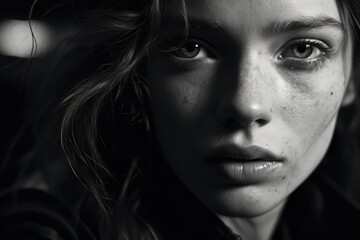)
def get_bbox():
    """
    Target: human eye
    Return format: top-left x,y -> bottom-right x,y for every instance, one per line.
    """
277,39 -> 332,71
167,39 -> 216,61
